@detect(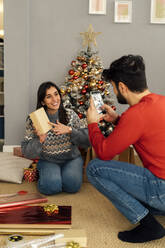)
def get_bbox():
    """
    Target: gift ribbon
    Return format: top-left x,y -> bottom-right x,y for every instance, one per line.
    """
43,204 -> 59,216
66,241 -> 81,248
